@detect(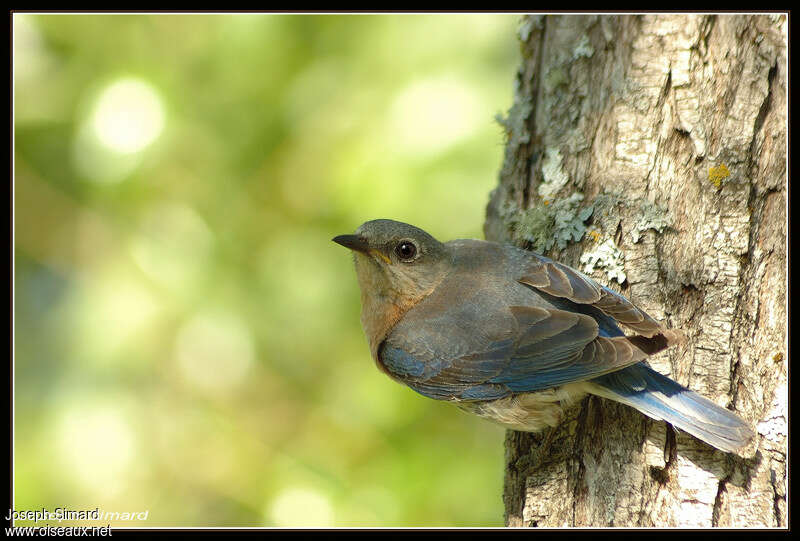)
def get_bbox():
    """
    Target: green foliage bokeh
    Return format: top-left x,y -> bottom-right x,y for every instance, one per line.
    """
14,13 -> 520,527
